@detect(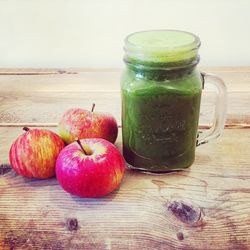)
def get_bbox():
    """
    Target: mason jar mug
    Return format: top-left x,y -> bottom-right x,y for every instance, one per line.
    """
121,30 -> 227,173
